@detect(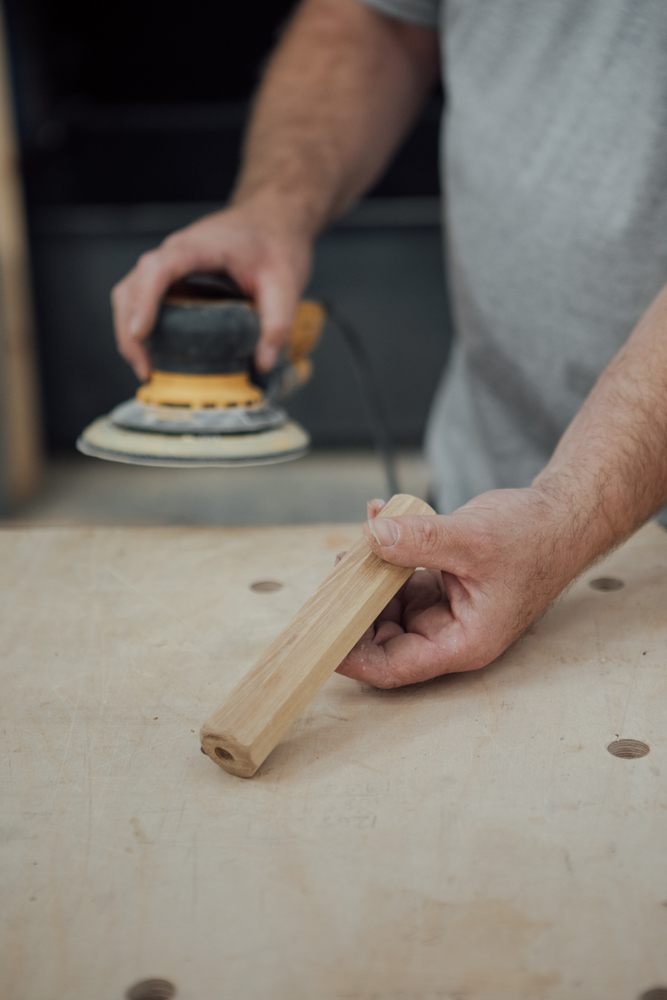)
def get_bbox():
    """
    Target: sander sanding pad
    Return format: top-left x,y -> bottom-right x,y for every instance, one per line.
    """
77,416 -> 310,468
